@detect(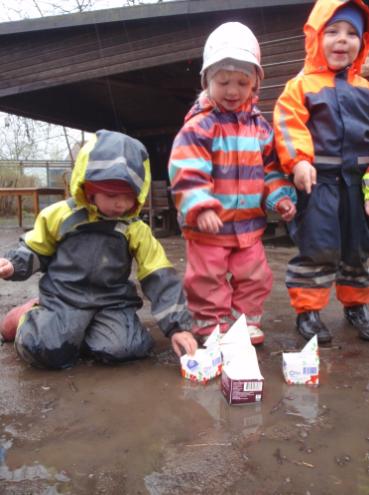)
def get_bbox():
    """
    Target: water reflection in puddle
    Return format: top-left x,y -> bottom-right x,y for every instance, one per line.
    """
180,379 -> 263,432
0,463 -> 70,483
0,438 -> 12,464
0,436 -> 69,492
282,385 -> 320,424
